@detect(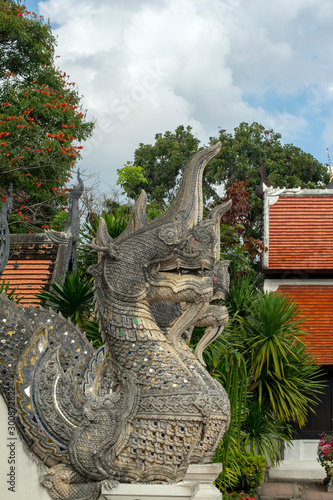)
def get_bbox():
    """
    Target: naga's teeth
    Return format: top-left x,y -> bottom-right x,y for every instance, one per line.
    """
152,263 -> 161,277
